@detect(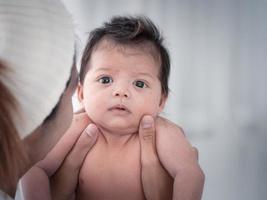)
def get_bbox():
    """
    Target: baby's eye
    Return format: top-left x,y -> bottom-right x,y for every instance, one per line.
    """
133,80 -> 147,88
98,76 -> 113,84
